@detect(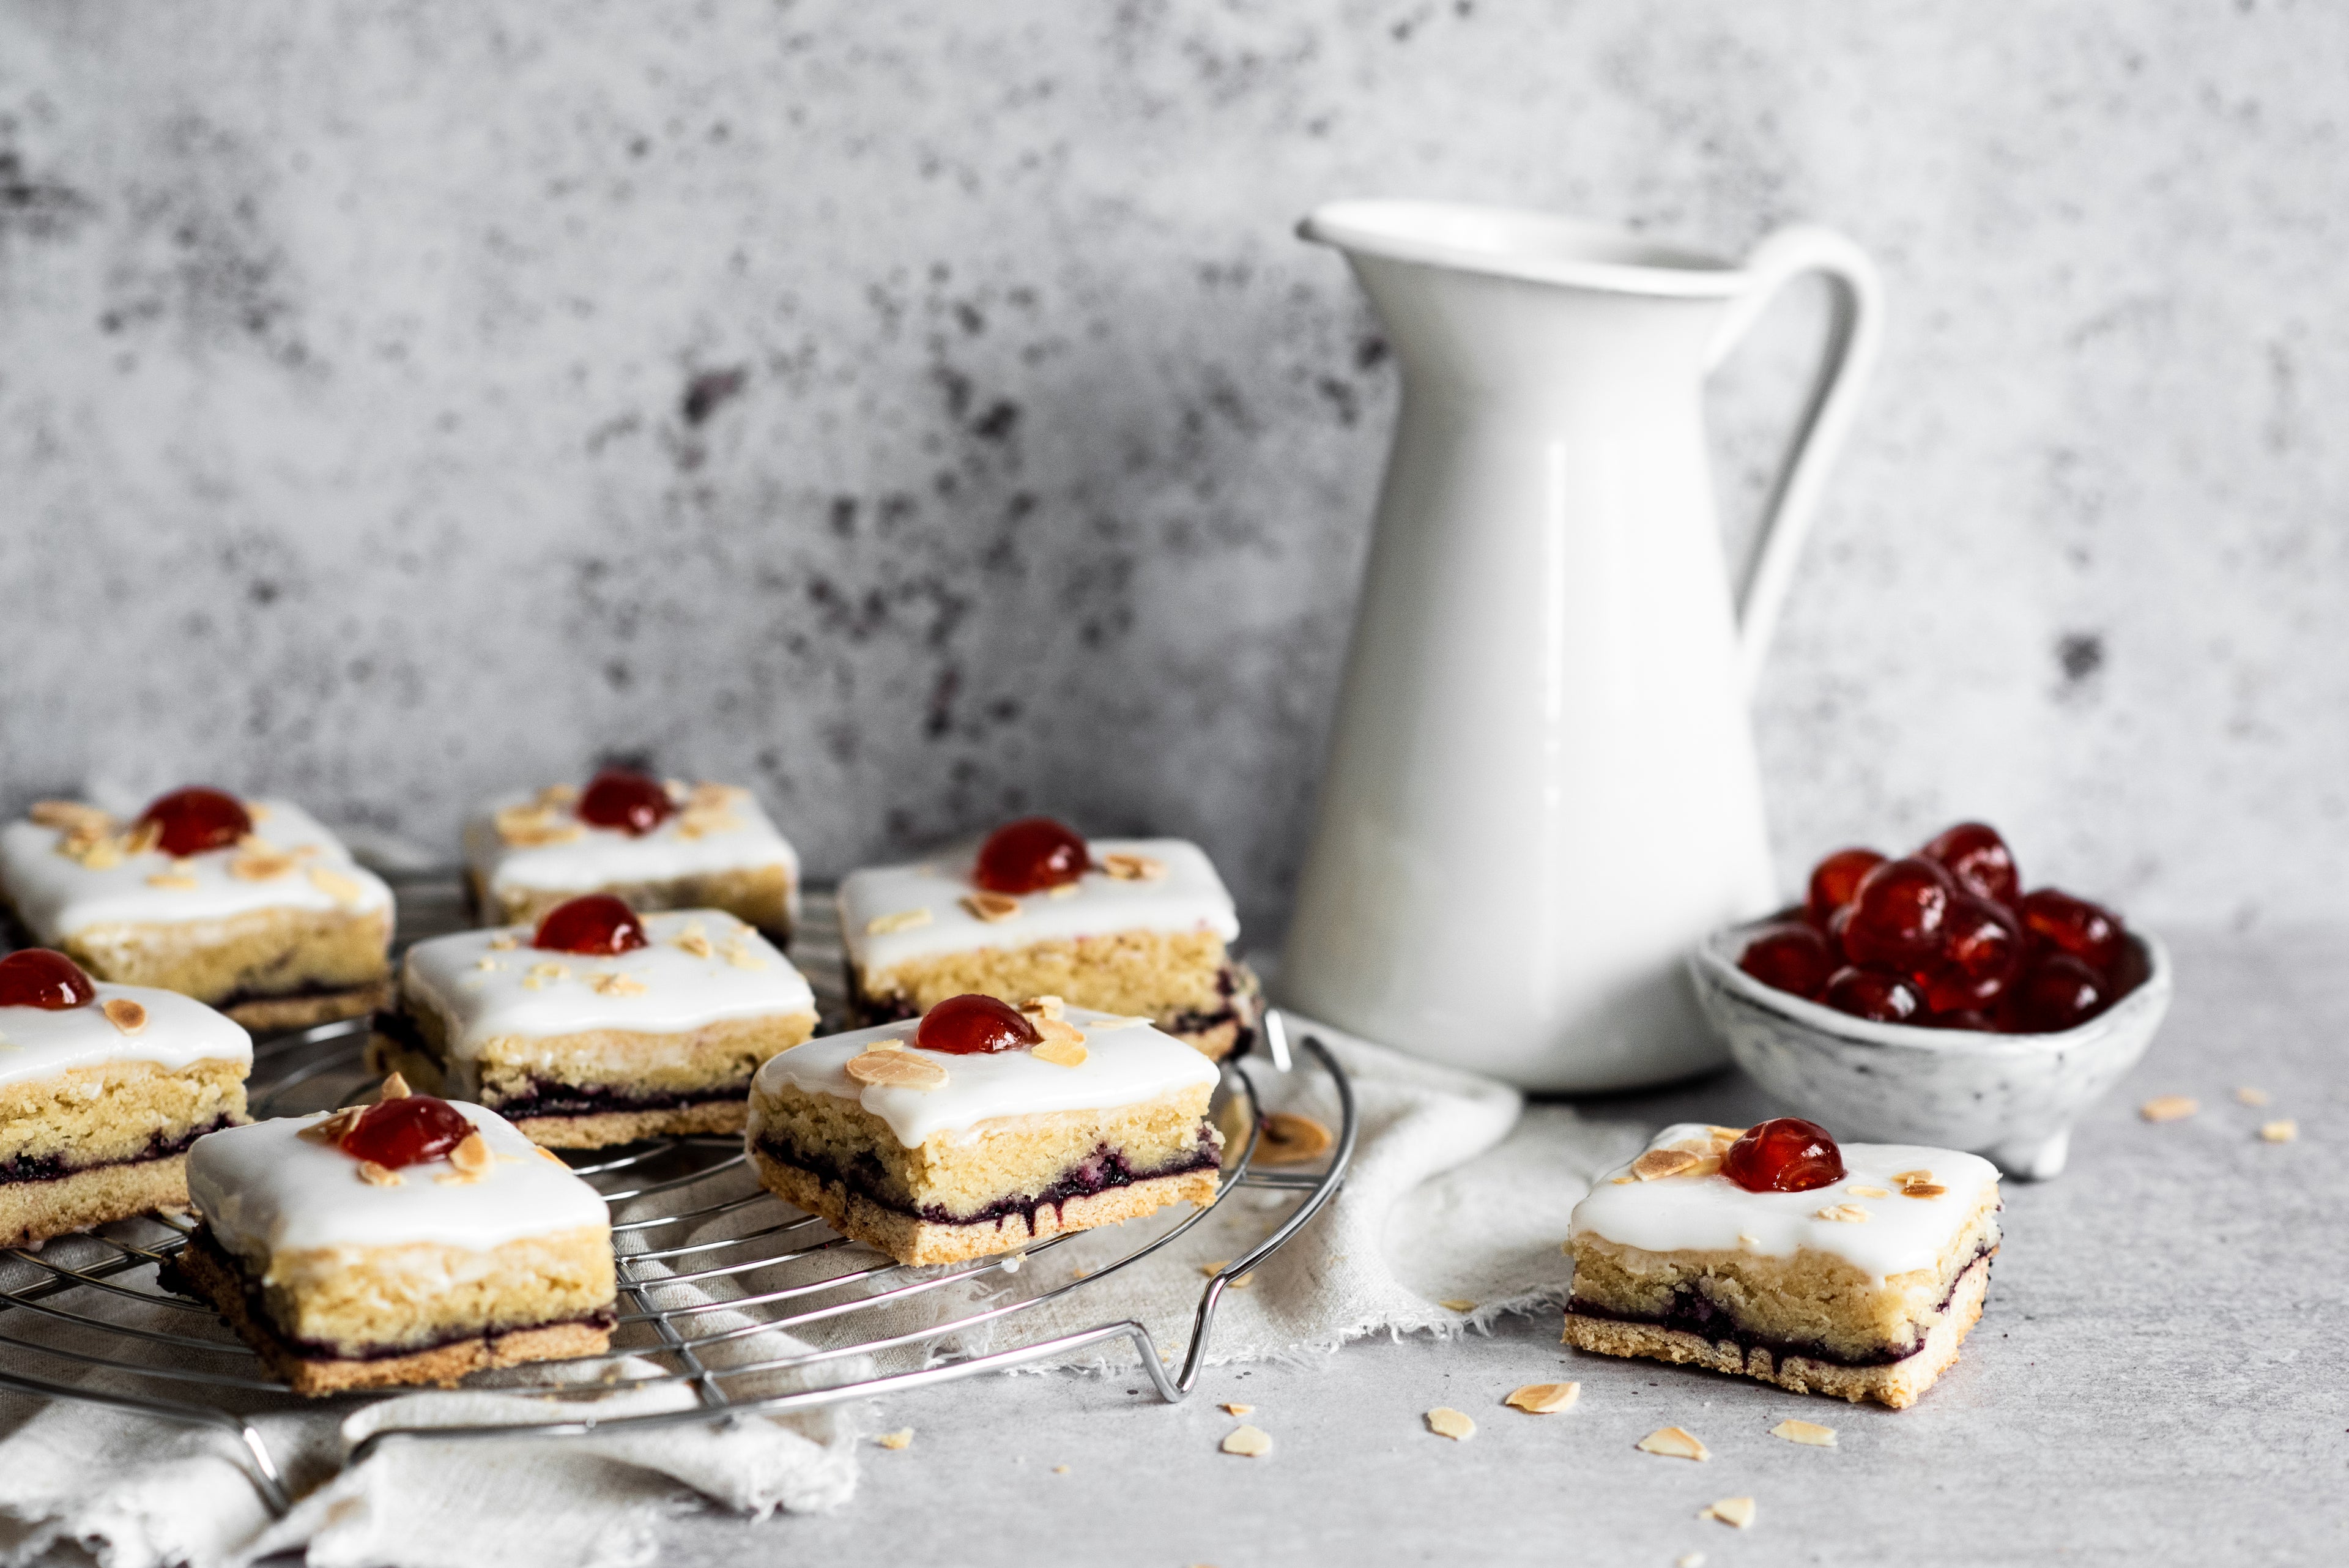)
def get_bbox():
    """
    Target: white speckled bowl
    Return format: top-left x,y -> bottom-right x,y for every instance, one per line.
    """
1688,920 -> 2173,1180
